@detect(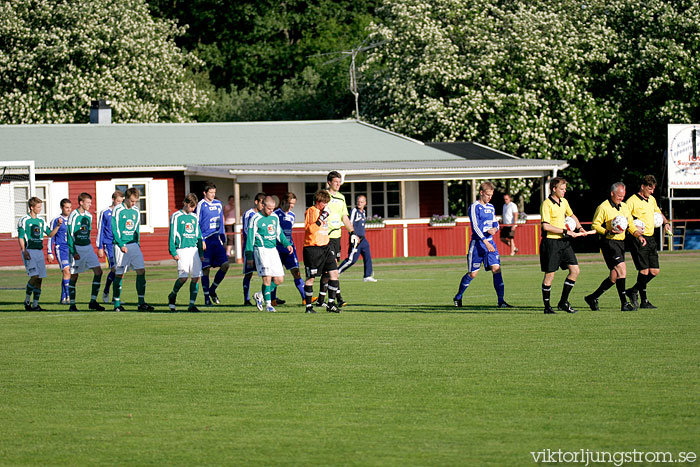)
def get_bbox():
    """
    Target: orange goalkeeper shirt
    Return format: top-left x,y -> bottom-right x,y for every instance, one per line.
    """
304,206 -> 329,247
